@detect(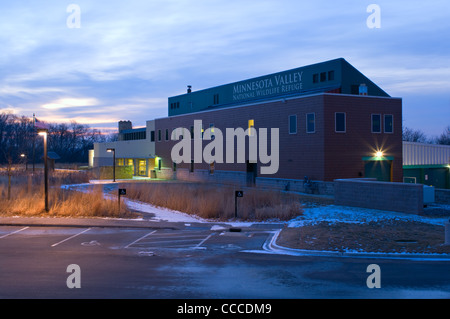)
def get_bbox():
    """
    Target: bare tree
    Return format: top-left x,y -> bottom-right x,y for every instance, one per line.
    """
402,127 -> 428,143
435,126 -> 450,145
